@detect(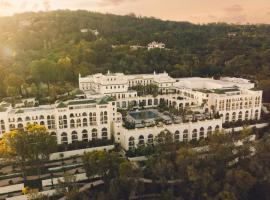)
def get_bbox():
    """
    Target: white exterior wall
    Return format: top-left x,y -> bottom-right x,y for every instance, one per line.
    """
115,118 -> 222,150
0,100 -> 117,145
